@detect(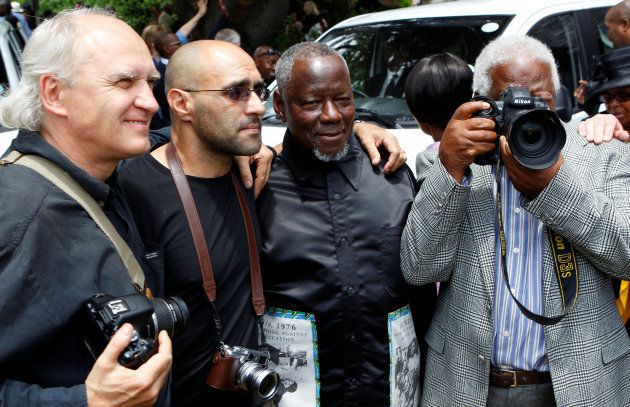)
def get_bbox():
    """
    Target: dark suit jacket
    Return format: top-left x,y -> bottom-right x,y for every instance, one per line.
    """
151,61 -> 170,130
